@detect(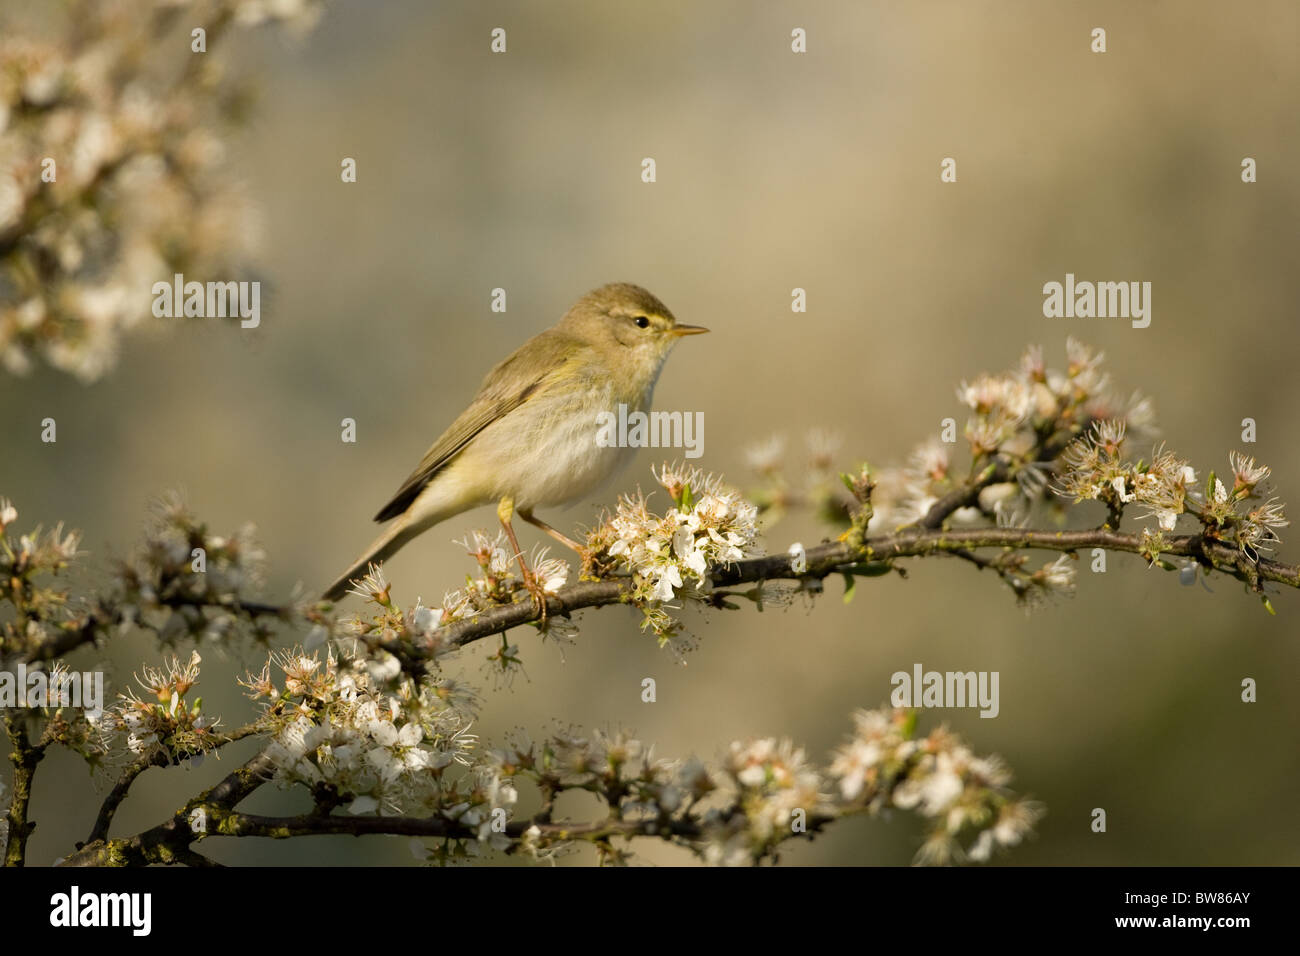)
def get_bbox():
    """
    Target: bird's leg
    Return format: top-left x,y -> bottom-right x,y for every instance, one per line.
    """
520,508 -> 598,579
518,508 -> 586,553
497,495 -> 547,621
